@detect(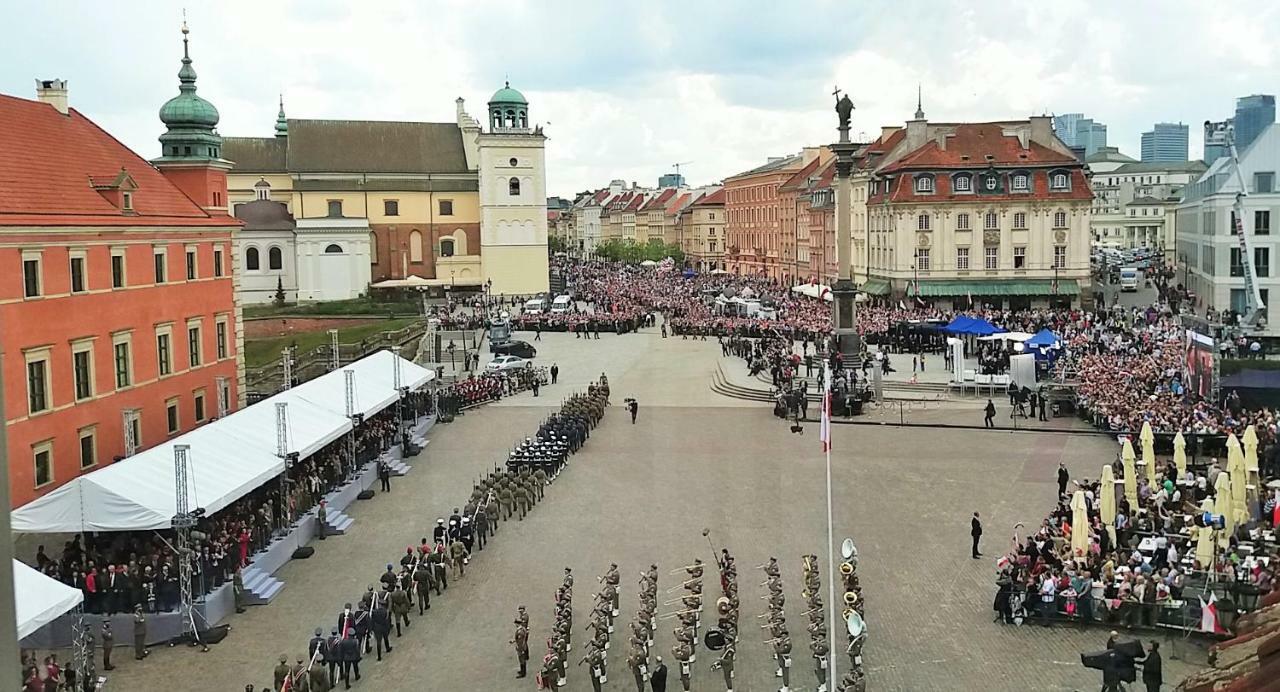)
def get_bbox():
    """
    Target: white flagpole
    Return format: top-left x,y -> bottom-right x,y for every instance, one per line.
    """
823,361 -> 838,683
